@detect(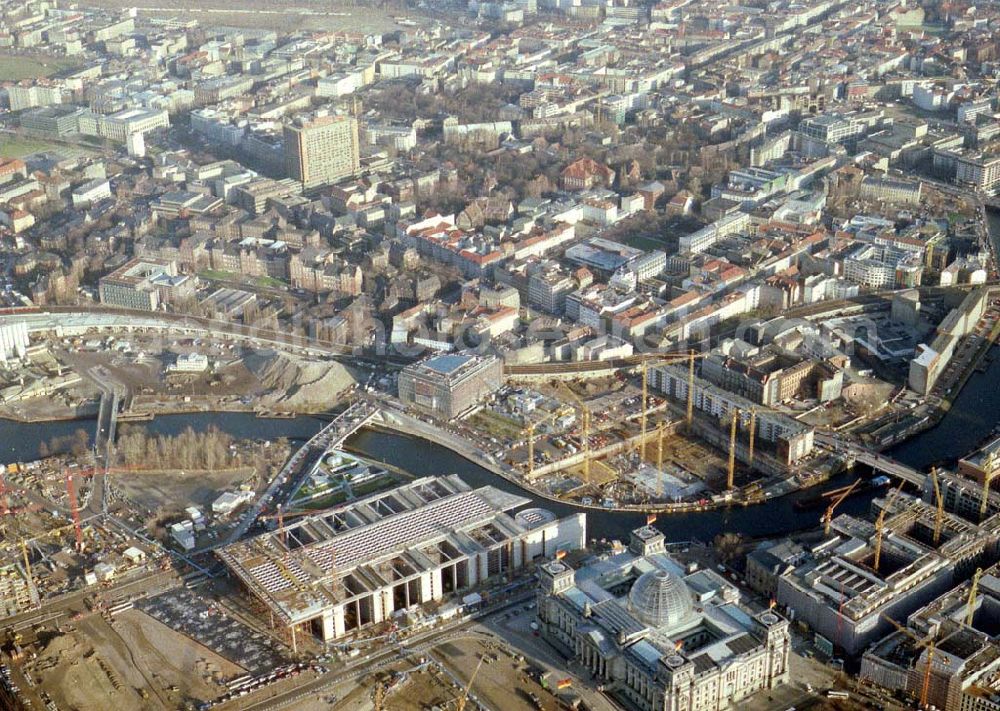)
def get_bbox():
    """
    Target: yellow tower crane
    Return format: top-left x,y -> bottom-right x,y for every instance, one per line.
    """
656,422 -> 666,497
882,615 -> 938,709
980,469 -> 996,521
727,408 -> 738,491
966,567 -> 984,627
822,478 -> 861,537
874,480 -> 906,573
640,360 -> 648,459
748,408 -> 757,467
557,382 -> 592,485
20,538 -> 32,583
640,351 -> 708,454
931,468 -> 944,546
456,656 -> 485,711
686,350 -> 696,432
526,420 -> 536,478
523,408 -> 563,479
